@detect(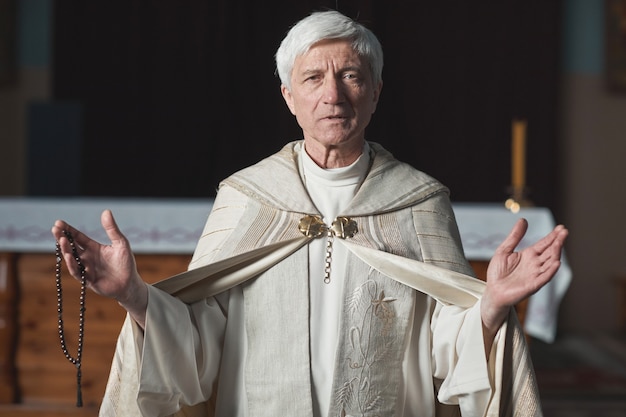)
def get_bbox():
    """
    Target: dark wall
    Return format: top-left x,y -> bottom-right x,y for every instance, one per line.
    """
50,1 -> 562,210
